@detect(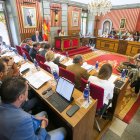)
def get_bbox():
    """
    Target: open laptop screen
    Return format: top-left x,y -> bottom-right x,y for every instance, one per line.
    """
56,77 -> 74,101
